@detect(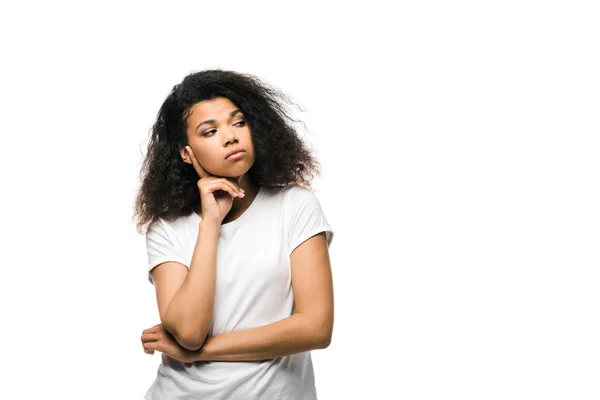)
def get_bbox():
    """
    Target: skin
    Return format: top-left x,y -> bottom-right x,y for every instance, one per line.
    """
141,227 -> 334,363
179,97 -> 260,223
140,98 -> 334,362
